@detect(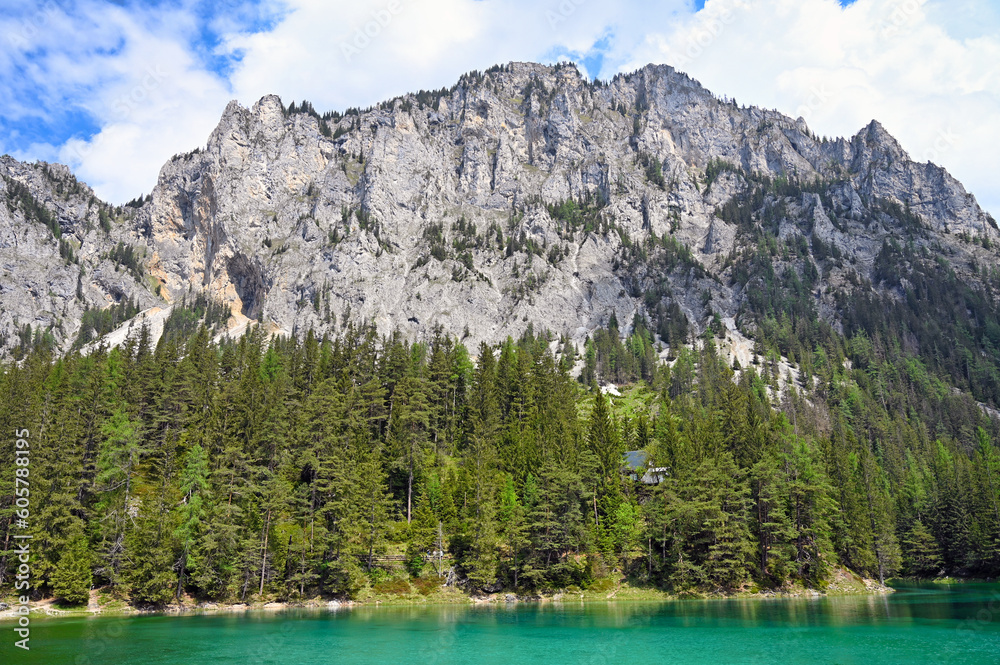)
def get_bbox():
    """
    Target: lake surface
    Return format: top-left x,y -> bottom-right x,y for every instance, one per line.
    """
7,583 -> 1000,664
